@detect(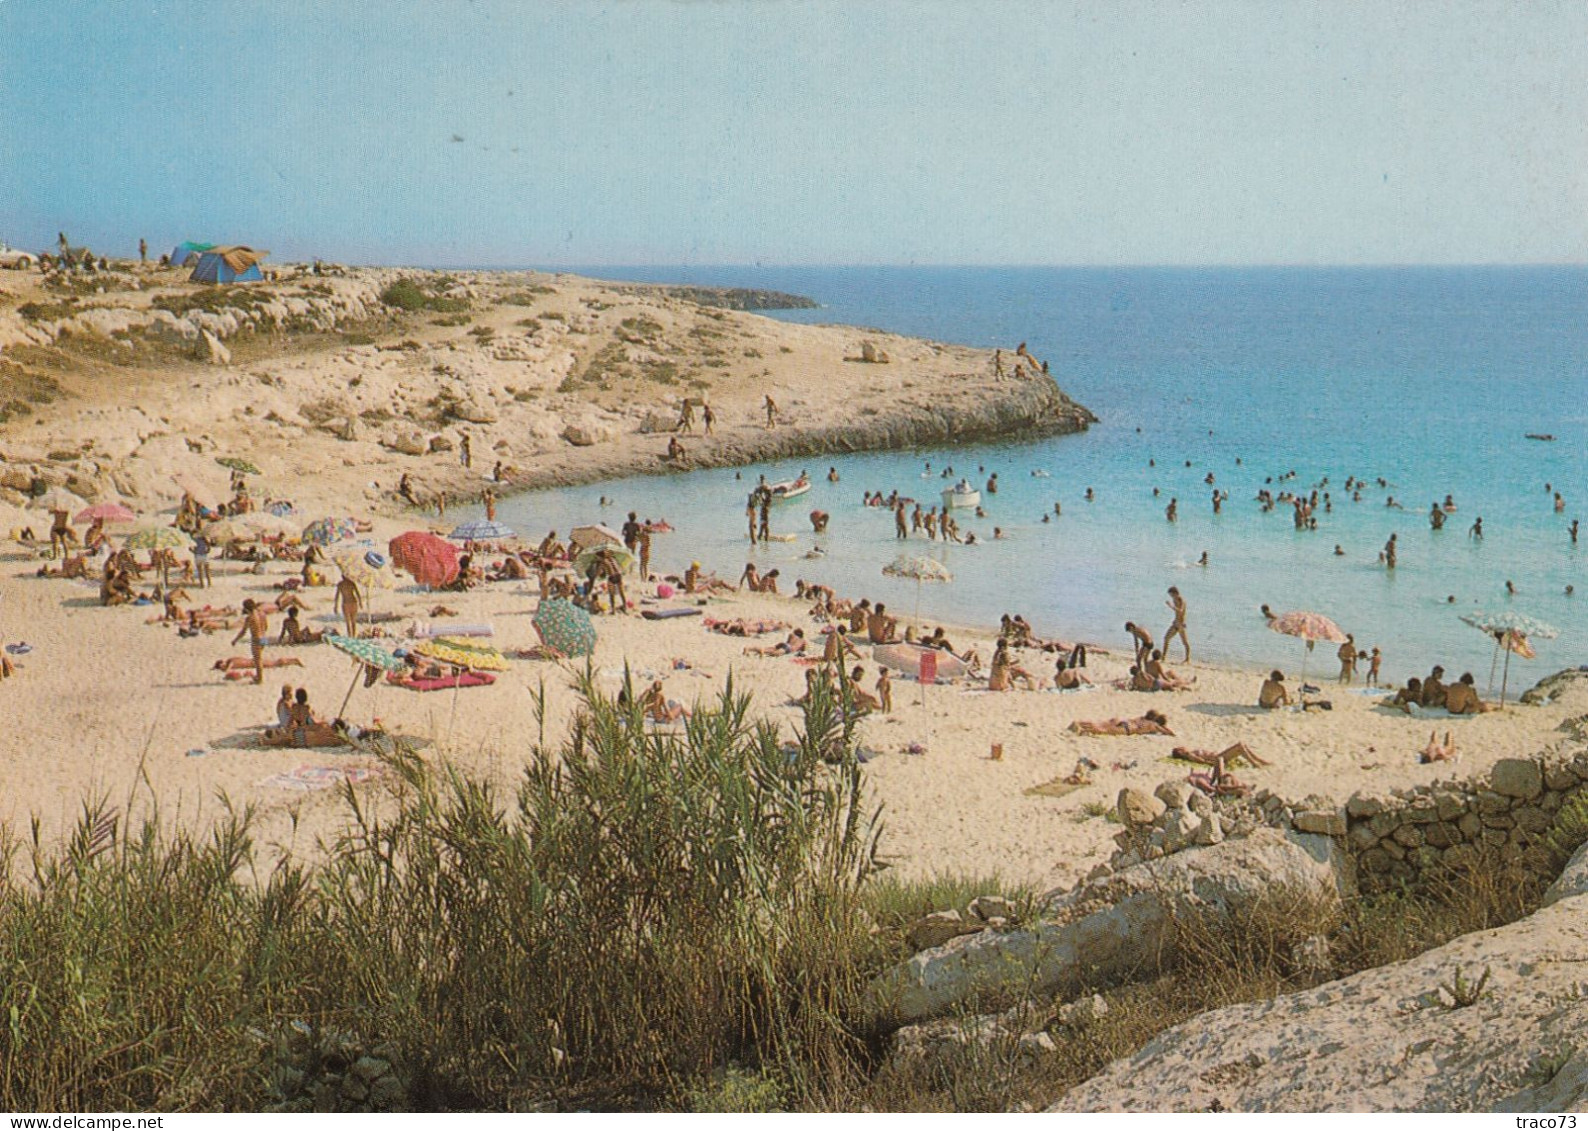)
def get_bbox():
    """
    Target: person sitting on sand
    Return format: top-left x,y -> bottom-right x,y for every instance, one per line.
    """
987,640 -> 1036,691
101,567 -> 135,607
277,606 -> 323,645
275,684 -> 295,729
37,552 -> 90,580
642,680 -> 688,723
745,629 -> 808,657
263,687 -> 342,748
1420,665 -> 1449,709
822,625 -> 861,665
738,562 -> 761,592
1420,730 -> 1458,764
1144,649 -> 1195,691
1188,757 -> 1252,798
845,665 -> 882,713
537,530 -> 567,561
1444,672 -> 1498,715
490,555 -> 530,581
867,603 -> 899,644
754,568 -> 781,595
1052,660 -> 1093,690
1388,677 -> 1424,714
1258,670 -> 1291,709
1068,710 -> 1173,737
